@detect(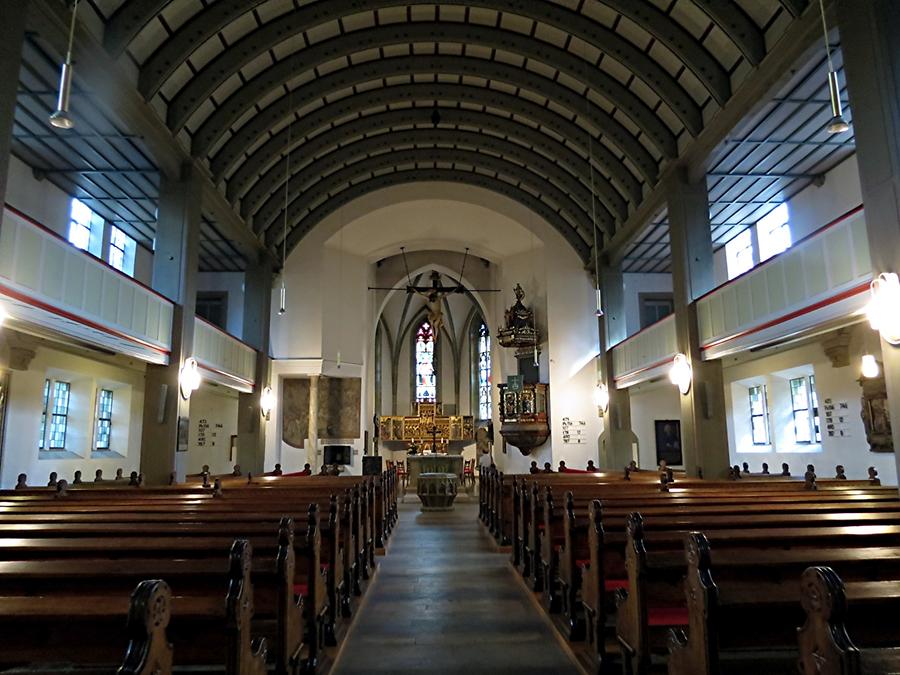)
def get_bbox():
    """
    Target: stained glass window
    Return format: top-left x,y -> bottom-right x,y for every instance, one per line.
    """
415,321 -> 437,402
95,389 -> 113,450
477,322 -> 492,420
